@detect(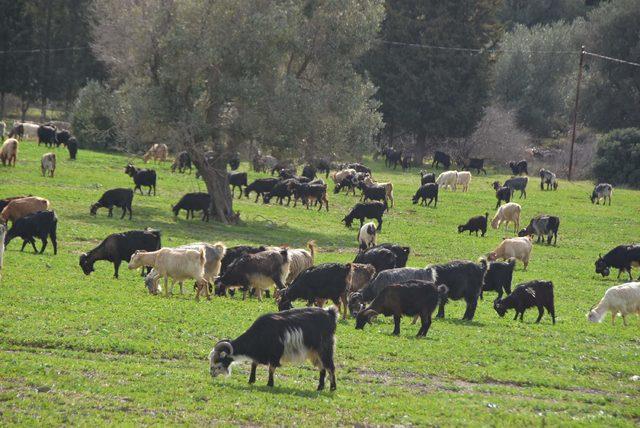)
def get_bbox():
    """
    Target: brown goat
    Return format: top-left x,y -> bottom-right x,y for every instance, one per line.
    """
0,196 -> 51,224
0,138 -> 18,166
